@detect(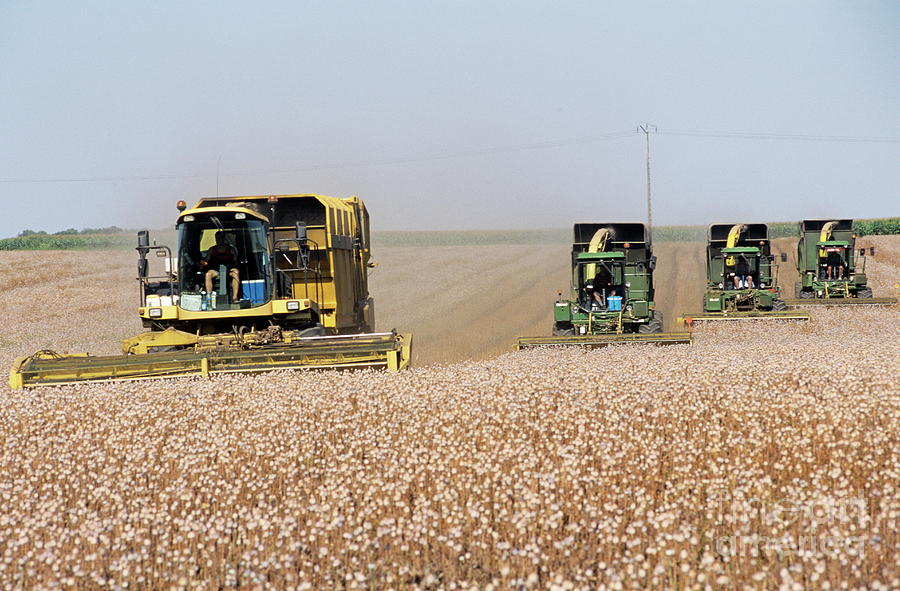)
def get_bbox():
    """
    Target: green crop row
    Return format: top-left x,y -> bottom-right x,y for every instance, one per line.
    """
2,218 -> 897,251
853,217 -> 900,236
0,233 -> 135,251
